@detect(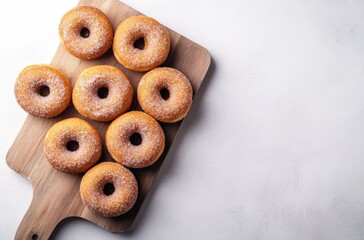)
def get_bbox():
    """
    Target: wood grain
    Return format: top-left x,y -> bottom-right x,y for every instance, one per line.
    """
6,0 -> 210,239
